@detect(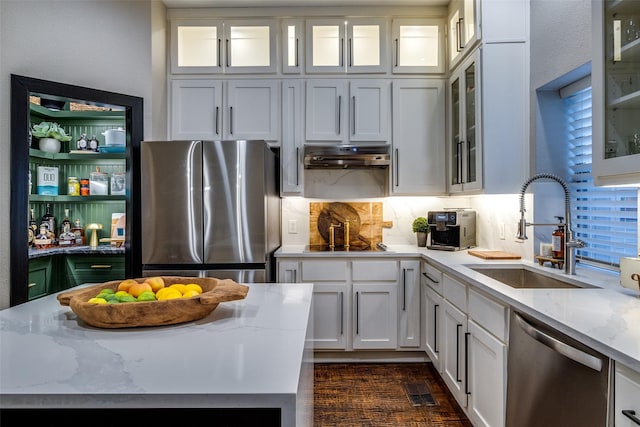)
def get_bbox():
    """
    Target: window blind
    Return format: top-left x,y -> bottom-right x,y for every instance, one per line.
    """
565,85 -> 638,268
